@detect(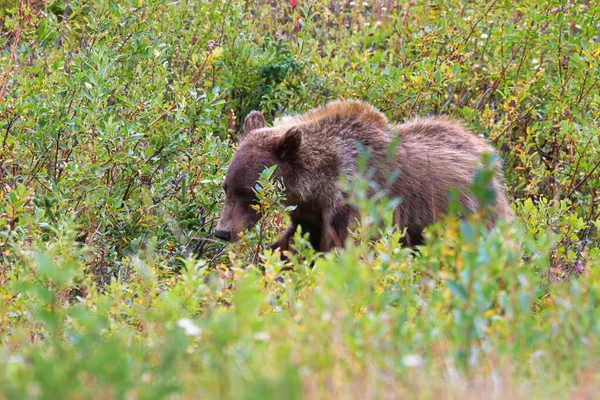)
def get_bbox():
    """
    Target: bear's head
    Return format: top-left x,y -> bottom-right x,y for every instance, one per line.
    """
214,111 -> 302,242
